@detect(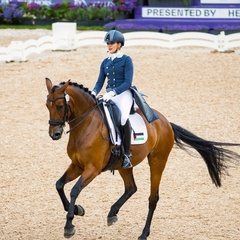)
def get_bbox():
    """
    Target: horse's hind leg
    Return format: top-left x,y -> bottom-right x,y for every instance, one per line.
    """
56,163 -> 85,216
138,154 -> 169,240
107,168 -> 137,226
